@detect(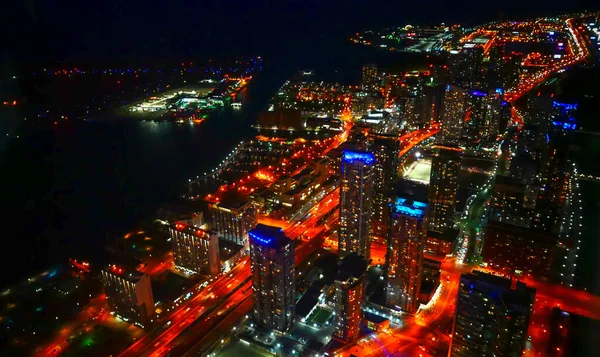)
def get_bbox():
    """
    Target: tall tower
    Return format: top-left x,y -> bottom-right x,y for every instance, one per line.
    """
440,85 -> 468,145
463,90 -> 503,149
533,134 -> 572,234
333,253 -> 369,343
249,224 -> 295,332
362,63 -> 378,90
339,150 -> 375,258
428,145 -> 461,234
451,271 -> 535,357
449,46 -> 485,89
386,198 -> 428,313
370,133 -> 400,243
